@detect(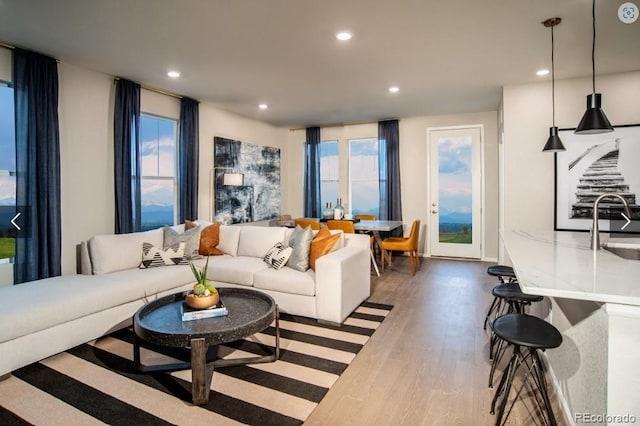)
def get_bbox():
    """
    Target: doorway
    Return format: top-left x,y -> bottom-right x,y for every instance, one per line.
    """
428,126 -> 483,259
